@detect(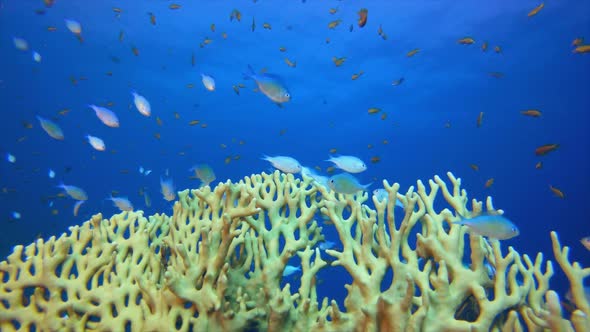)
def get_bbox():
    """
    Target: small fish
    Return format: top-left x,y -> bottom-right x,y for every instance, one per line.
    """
328,19 -> 342,29
406,48 -> 420,57
284,58 -> 296,68
469,164 -> 479,171
148,12 -> 156,25
476,112 -> 484,128
370,156 -> 380,164
210,24 -> 216,32
89,105 -> 119,127
262,155 -> 302,173
580,236 -> 590,251
251,17 -> 256,31
318,241 -> 335,250
535,144 -> 559,156
10,211 -> 21,220
349,24 -> 354,32
189,120 -> 200,126
351,71 -> 364,80
144,191 -> 151,207
392,77 -> 404,86
13,37 -> 28,51
73,200 -> 84,216
131,45 -> 140,56
108,196 -> 134,211
301,167 -> 330,189
488,72 -> 504,78
549,185 -> 564,198
169,4 -> 181,10
332,56 -> 346,66
230,9 -> 242,22
328,173 -> 371,194
160,177 -> 176,201
201,73 -> 215,91
47,26 -> 57,32
372,189 -> 404,208
189,164 -> 216,187
37,116 -> 64,140
527,3 -> 544,17
368,107 -> 381,115
243,65 -> 291,103
573,45 -> 590,54
485,178 -> 494,188
263,23 -> 272,30
64,19 -> 82,35
521,110 -> 542,117
326,155 -> 366,173
535,161 -> 543,169
454,214 -> 519,240
32,51 -> 42,62
283,265 -> 301,277
572,38 -> 584,46
113,7 -> 122,13
6,153 -> 15,163
357,8 -> 368,27
279,46 -> 287,52
458,37 -> 475,45
481,42 -> 488,52
57,183 -> 88,201
86,135 -> 106,151
48,169 -> 55,178
131,91 -> 151,117
494,46 -> 502,53
119,30 -> 125,42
